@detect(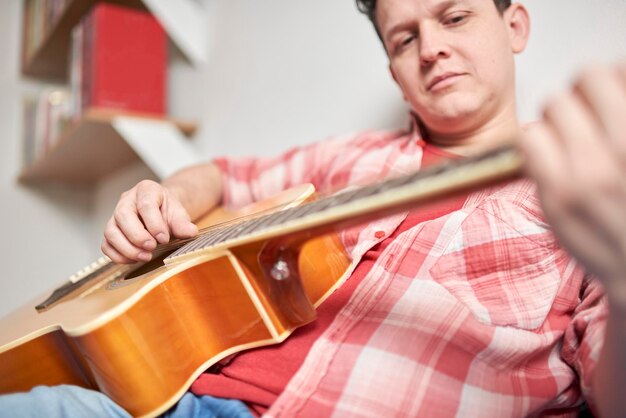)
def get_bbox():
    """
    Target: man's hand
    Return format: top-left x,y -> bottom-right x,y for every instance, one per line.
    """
521,61 -> 626,418
521,62 -> 626,308
101,180 -> 198,264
